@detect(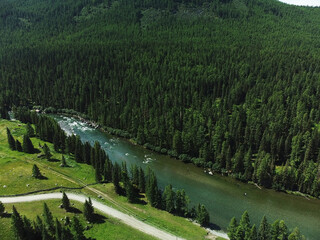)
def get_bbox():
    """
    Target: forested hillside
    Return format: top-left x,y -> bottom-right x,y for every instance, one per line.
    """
0,0 -> 320,197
